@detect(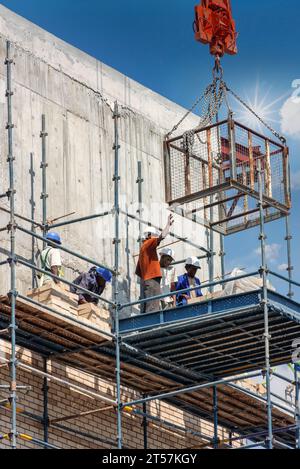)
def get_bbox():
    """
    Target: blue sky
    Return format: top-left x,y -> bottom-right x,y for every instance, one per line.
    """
1,0 -> 299,298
